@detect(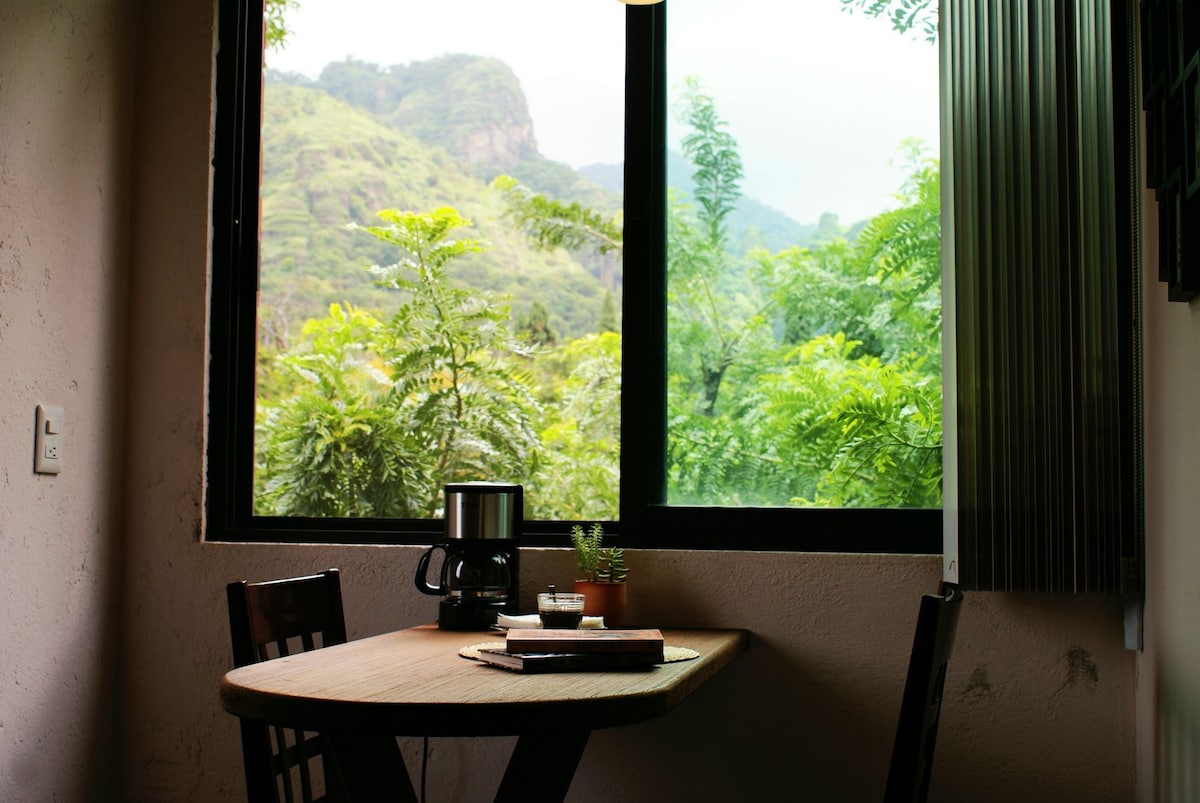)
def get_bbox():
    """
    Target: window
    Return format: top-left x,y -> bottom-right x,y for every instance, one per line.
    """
209,0 -> 941,551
